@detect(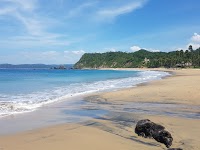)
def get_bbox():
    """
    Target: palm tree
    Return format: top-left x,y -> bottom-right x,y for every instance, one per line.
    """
188,45 -> 193,52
